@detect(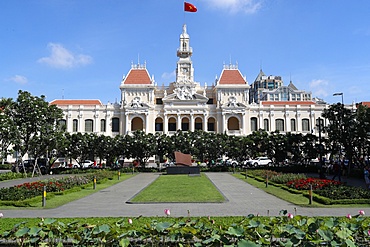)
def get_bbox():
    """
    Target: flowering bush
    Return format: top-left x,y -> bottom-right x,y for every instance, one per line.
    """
286,177 -> 342,190
0,171 -> 115,201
